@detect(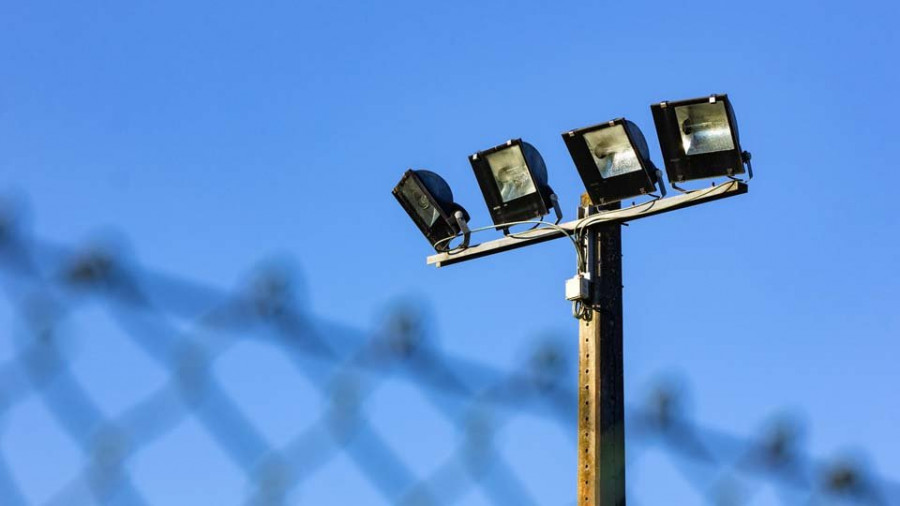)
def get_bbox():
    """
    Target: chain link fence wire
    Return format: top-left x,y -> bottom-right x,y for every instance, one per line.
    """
0,206 -> 897,505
